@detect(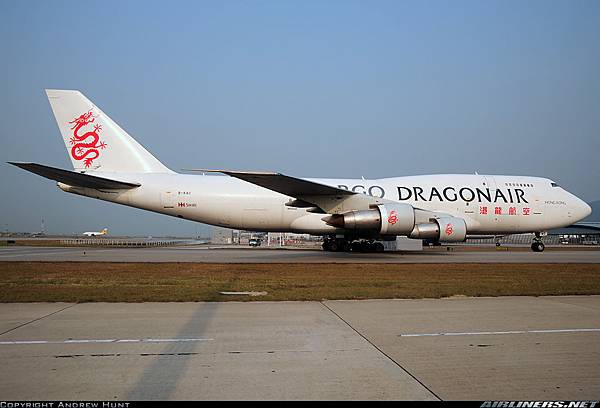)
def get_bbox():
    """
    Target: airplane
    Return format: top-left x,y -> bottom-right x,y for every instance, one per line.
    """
8,90 -> 592,253
82,228 -> 108,237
